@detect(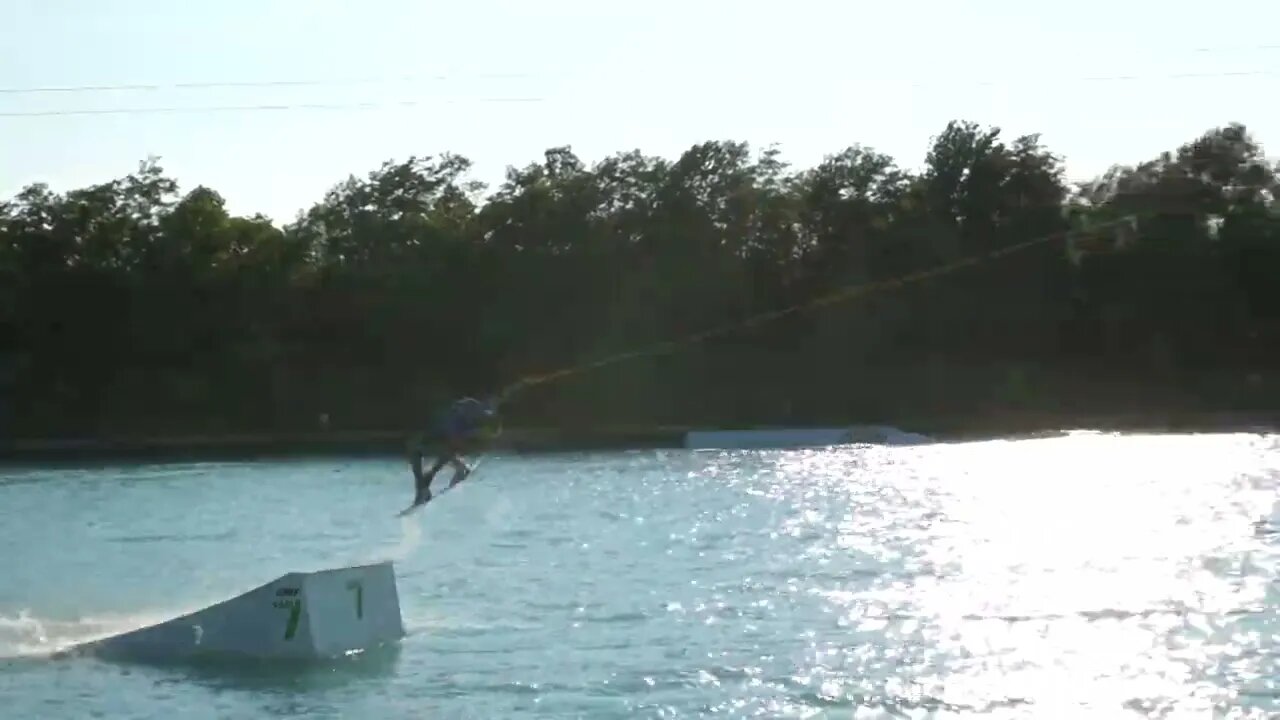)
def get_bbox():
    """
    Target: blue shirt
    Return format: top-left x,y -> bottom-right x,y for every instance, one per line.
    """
437,397 -> 498,439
